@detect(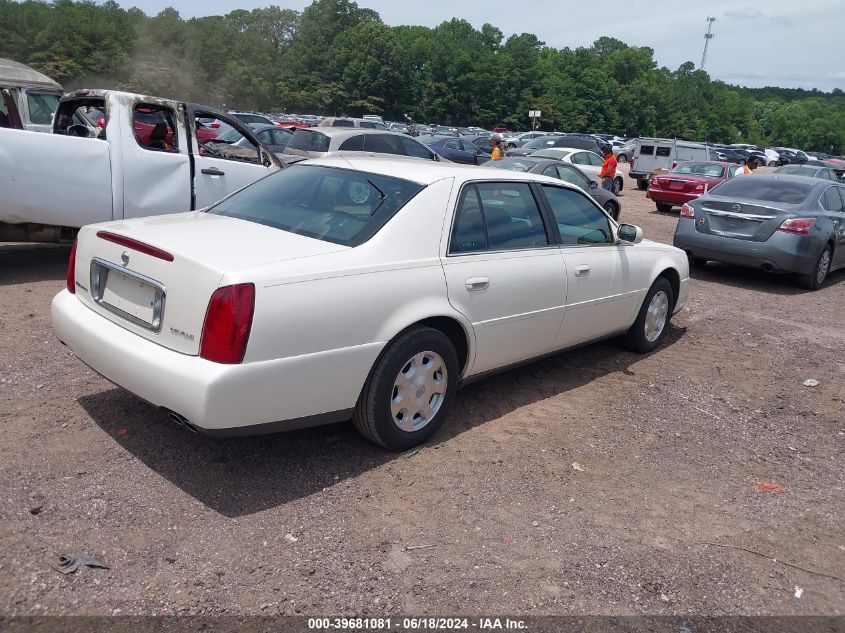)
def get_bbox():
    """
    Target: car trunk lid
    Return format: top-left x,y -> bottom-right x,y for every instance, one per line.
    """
73,212 -> 346,355
693,198 -> 795,241
652,174 -> 722,194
